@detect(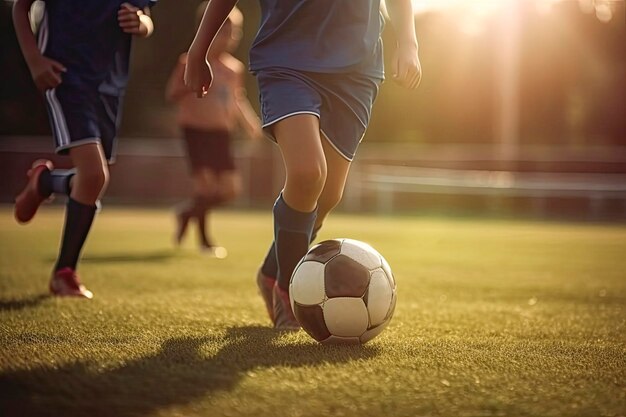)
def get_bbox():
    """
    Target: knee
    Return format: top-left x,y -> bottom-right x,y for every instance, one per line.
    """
79,165 -> 109,193
223,182 -> 241,202
318,187 -> 344,217
288,163 -> 327,197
